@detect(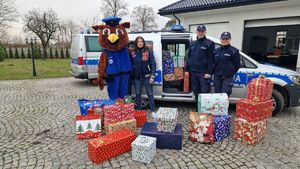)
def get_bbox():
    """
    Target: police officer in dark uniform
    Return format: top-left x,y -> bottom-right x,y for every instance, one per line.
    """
130,36 -> 156,113
186,24 -> 215,100
213,32 -> 240,97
